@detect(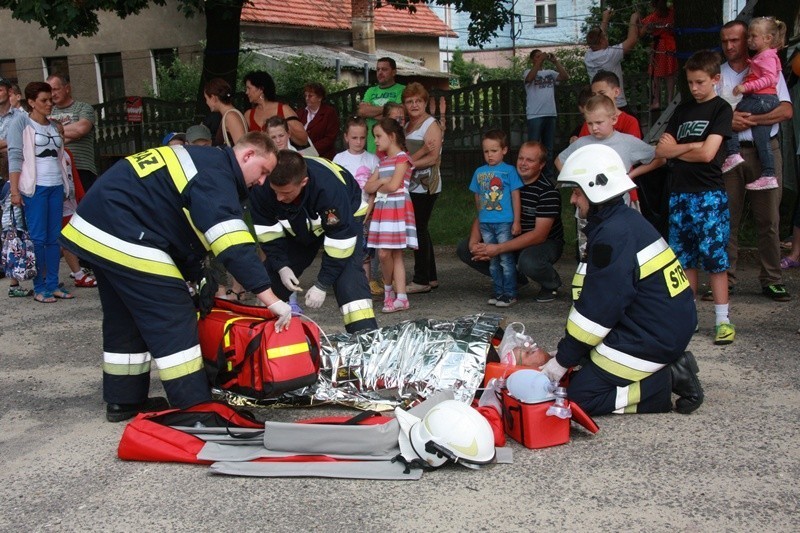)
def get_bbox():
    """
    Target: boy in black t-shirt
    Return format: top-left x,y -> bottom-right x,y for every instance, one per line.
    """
655,50 -> 735,346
